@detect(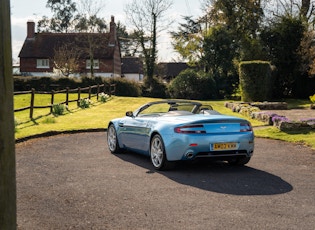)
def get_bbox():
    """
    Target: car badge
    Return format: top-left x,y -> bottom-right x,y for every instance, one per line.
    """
220,126 -> 227,129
